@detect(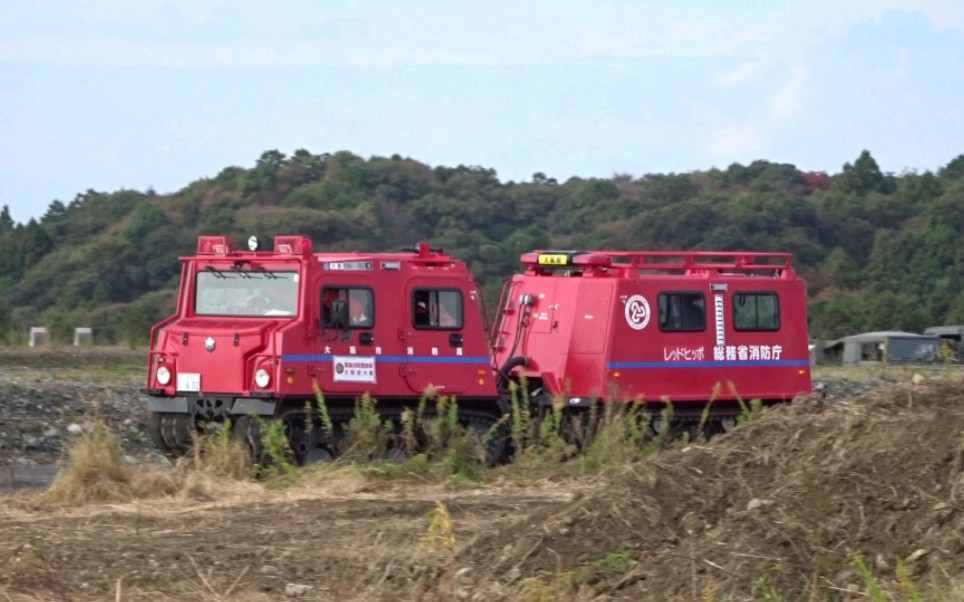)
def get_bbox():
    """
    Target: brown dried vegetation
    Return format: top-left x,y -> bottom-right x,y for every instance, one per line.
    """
2,373 -> 963,601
